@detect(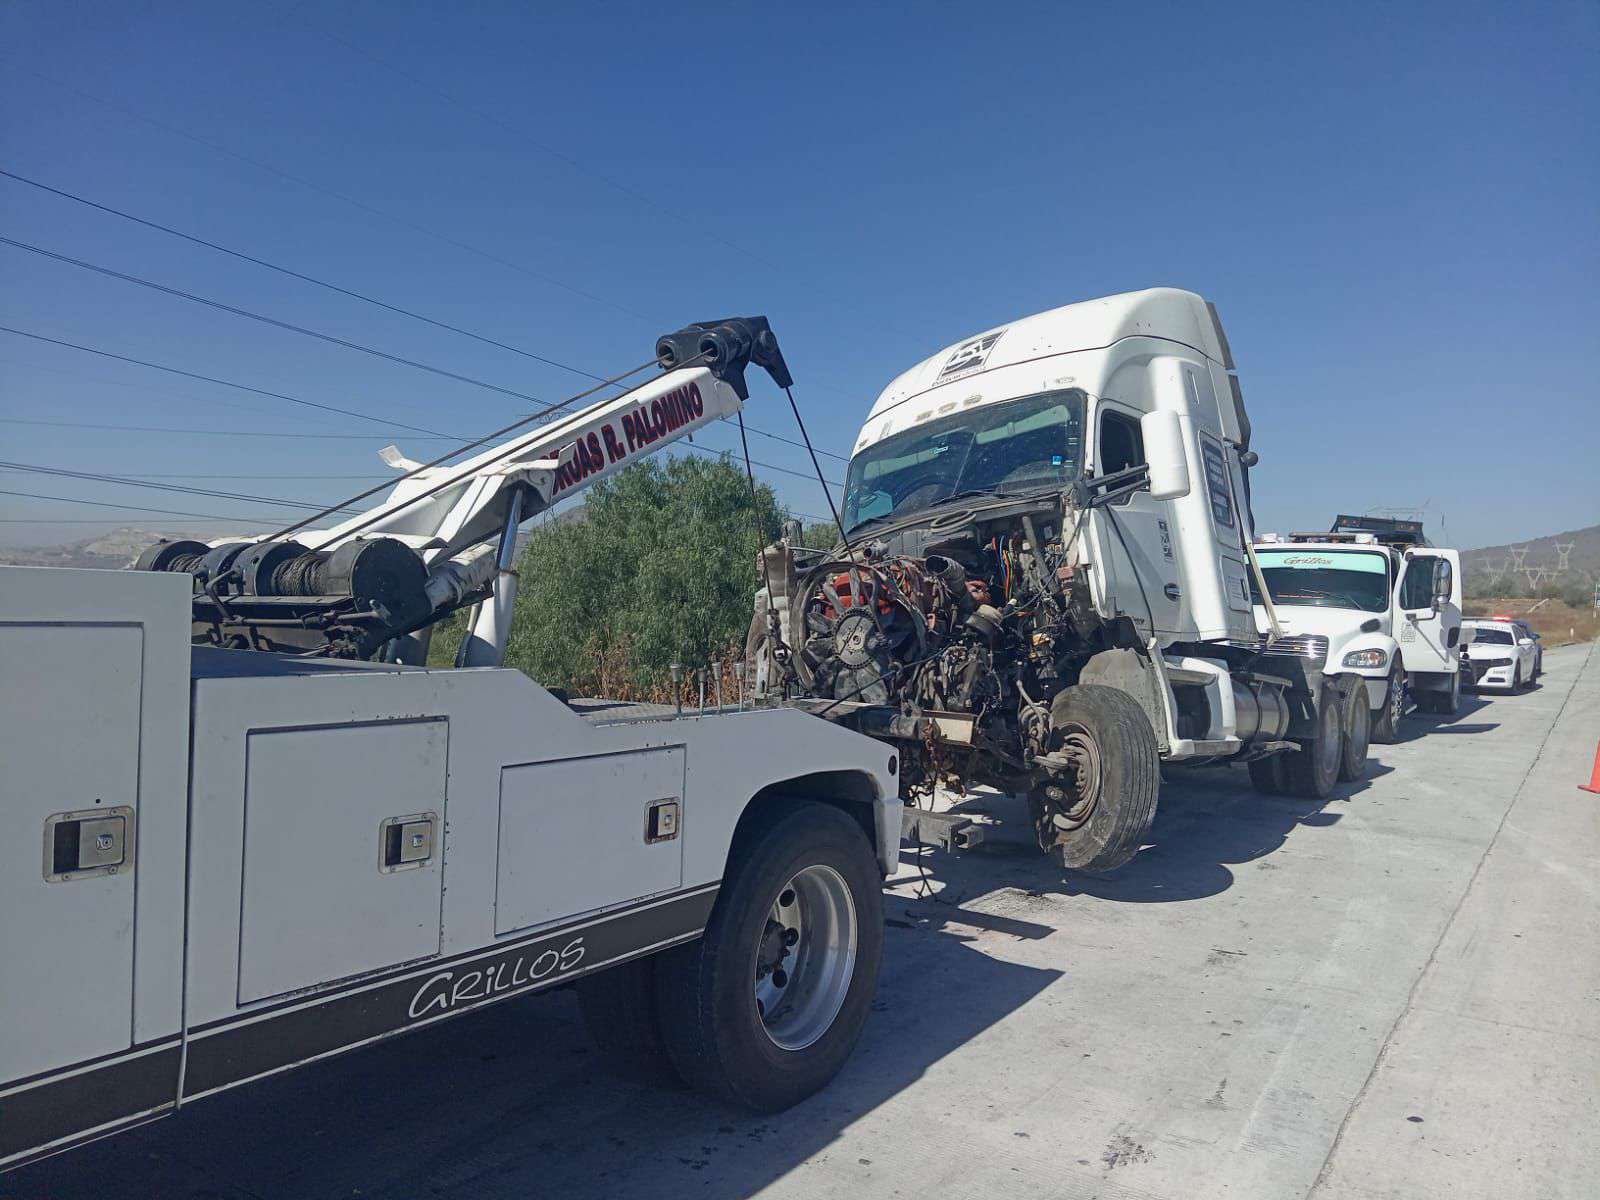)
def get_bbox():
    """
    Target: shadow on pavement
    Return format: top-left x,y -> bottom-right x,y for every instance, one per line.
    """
909,759 -> 1384,908
6,918 -> 1059,1200
1392,692 -> 1498,741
